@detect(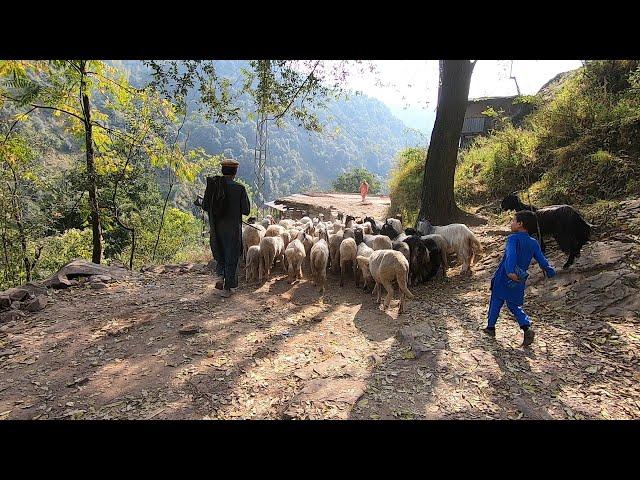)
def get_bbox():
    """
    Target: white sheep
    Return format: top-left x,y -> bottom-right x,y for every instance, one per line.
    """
332,222 -> 343,234
339,237 -> 357,287
420,233 -> 450,276
343,227 -> 355,240
328,231 -> 343,273
417,220 -> 483,275
261,215 -> 275,229
265,224 -> 286,237
366,235 -> 393,251
279,219 -> 295,228
284,232 -> 306,284
245,245 -> 261,283
258,235 -> 285,282
386,217 -> 403,235
357,249 -> 414,313
310,229 -> 330,294
280,230 -> 292,251
242,223 -> 266,260
355,242 -> 374,289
